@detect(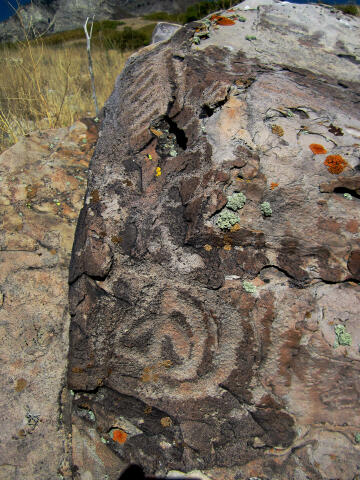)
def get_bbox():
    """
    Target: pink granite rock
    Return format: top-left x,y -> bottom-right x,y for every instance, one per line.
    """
0,120 -> 97,479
